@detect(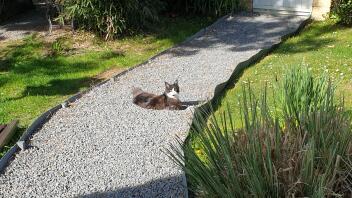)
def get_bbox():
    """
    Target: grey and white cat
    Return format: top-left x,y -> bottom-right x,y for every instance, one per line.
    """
132,80 -> 182,110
